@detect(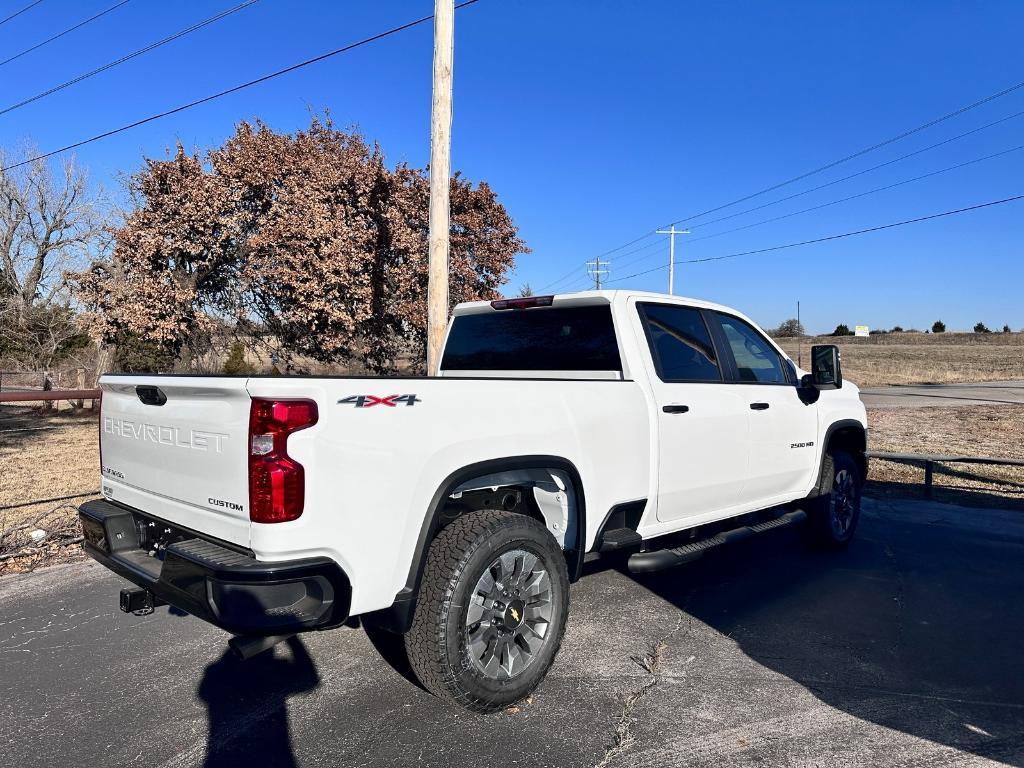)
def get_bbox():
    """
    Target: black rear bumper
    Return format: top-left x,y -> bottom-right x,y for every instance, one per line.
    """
79,499 -> 350,635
